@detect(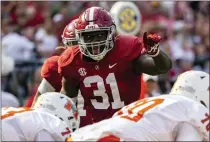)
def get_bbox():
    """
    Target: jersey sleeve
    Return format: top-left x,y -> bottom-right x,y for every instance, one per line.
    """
41,56 -> 62,92
175,122 -> 202,141
123,36 -> 146,61
189,104 -> 209,140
